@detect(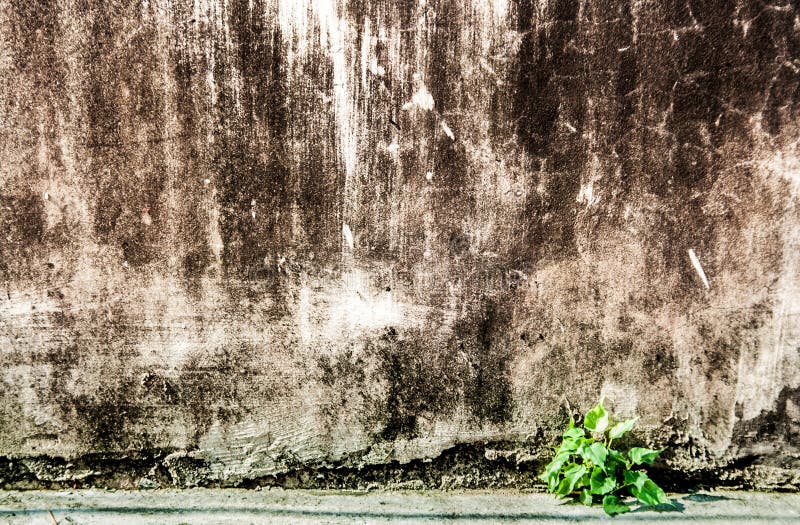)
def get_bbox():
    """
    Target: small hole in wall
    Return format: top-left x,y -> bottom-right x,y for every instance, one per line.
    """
520,332 -> 545,343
